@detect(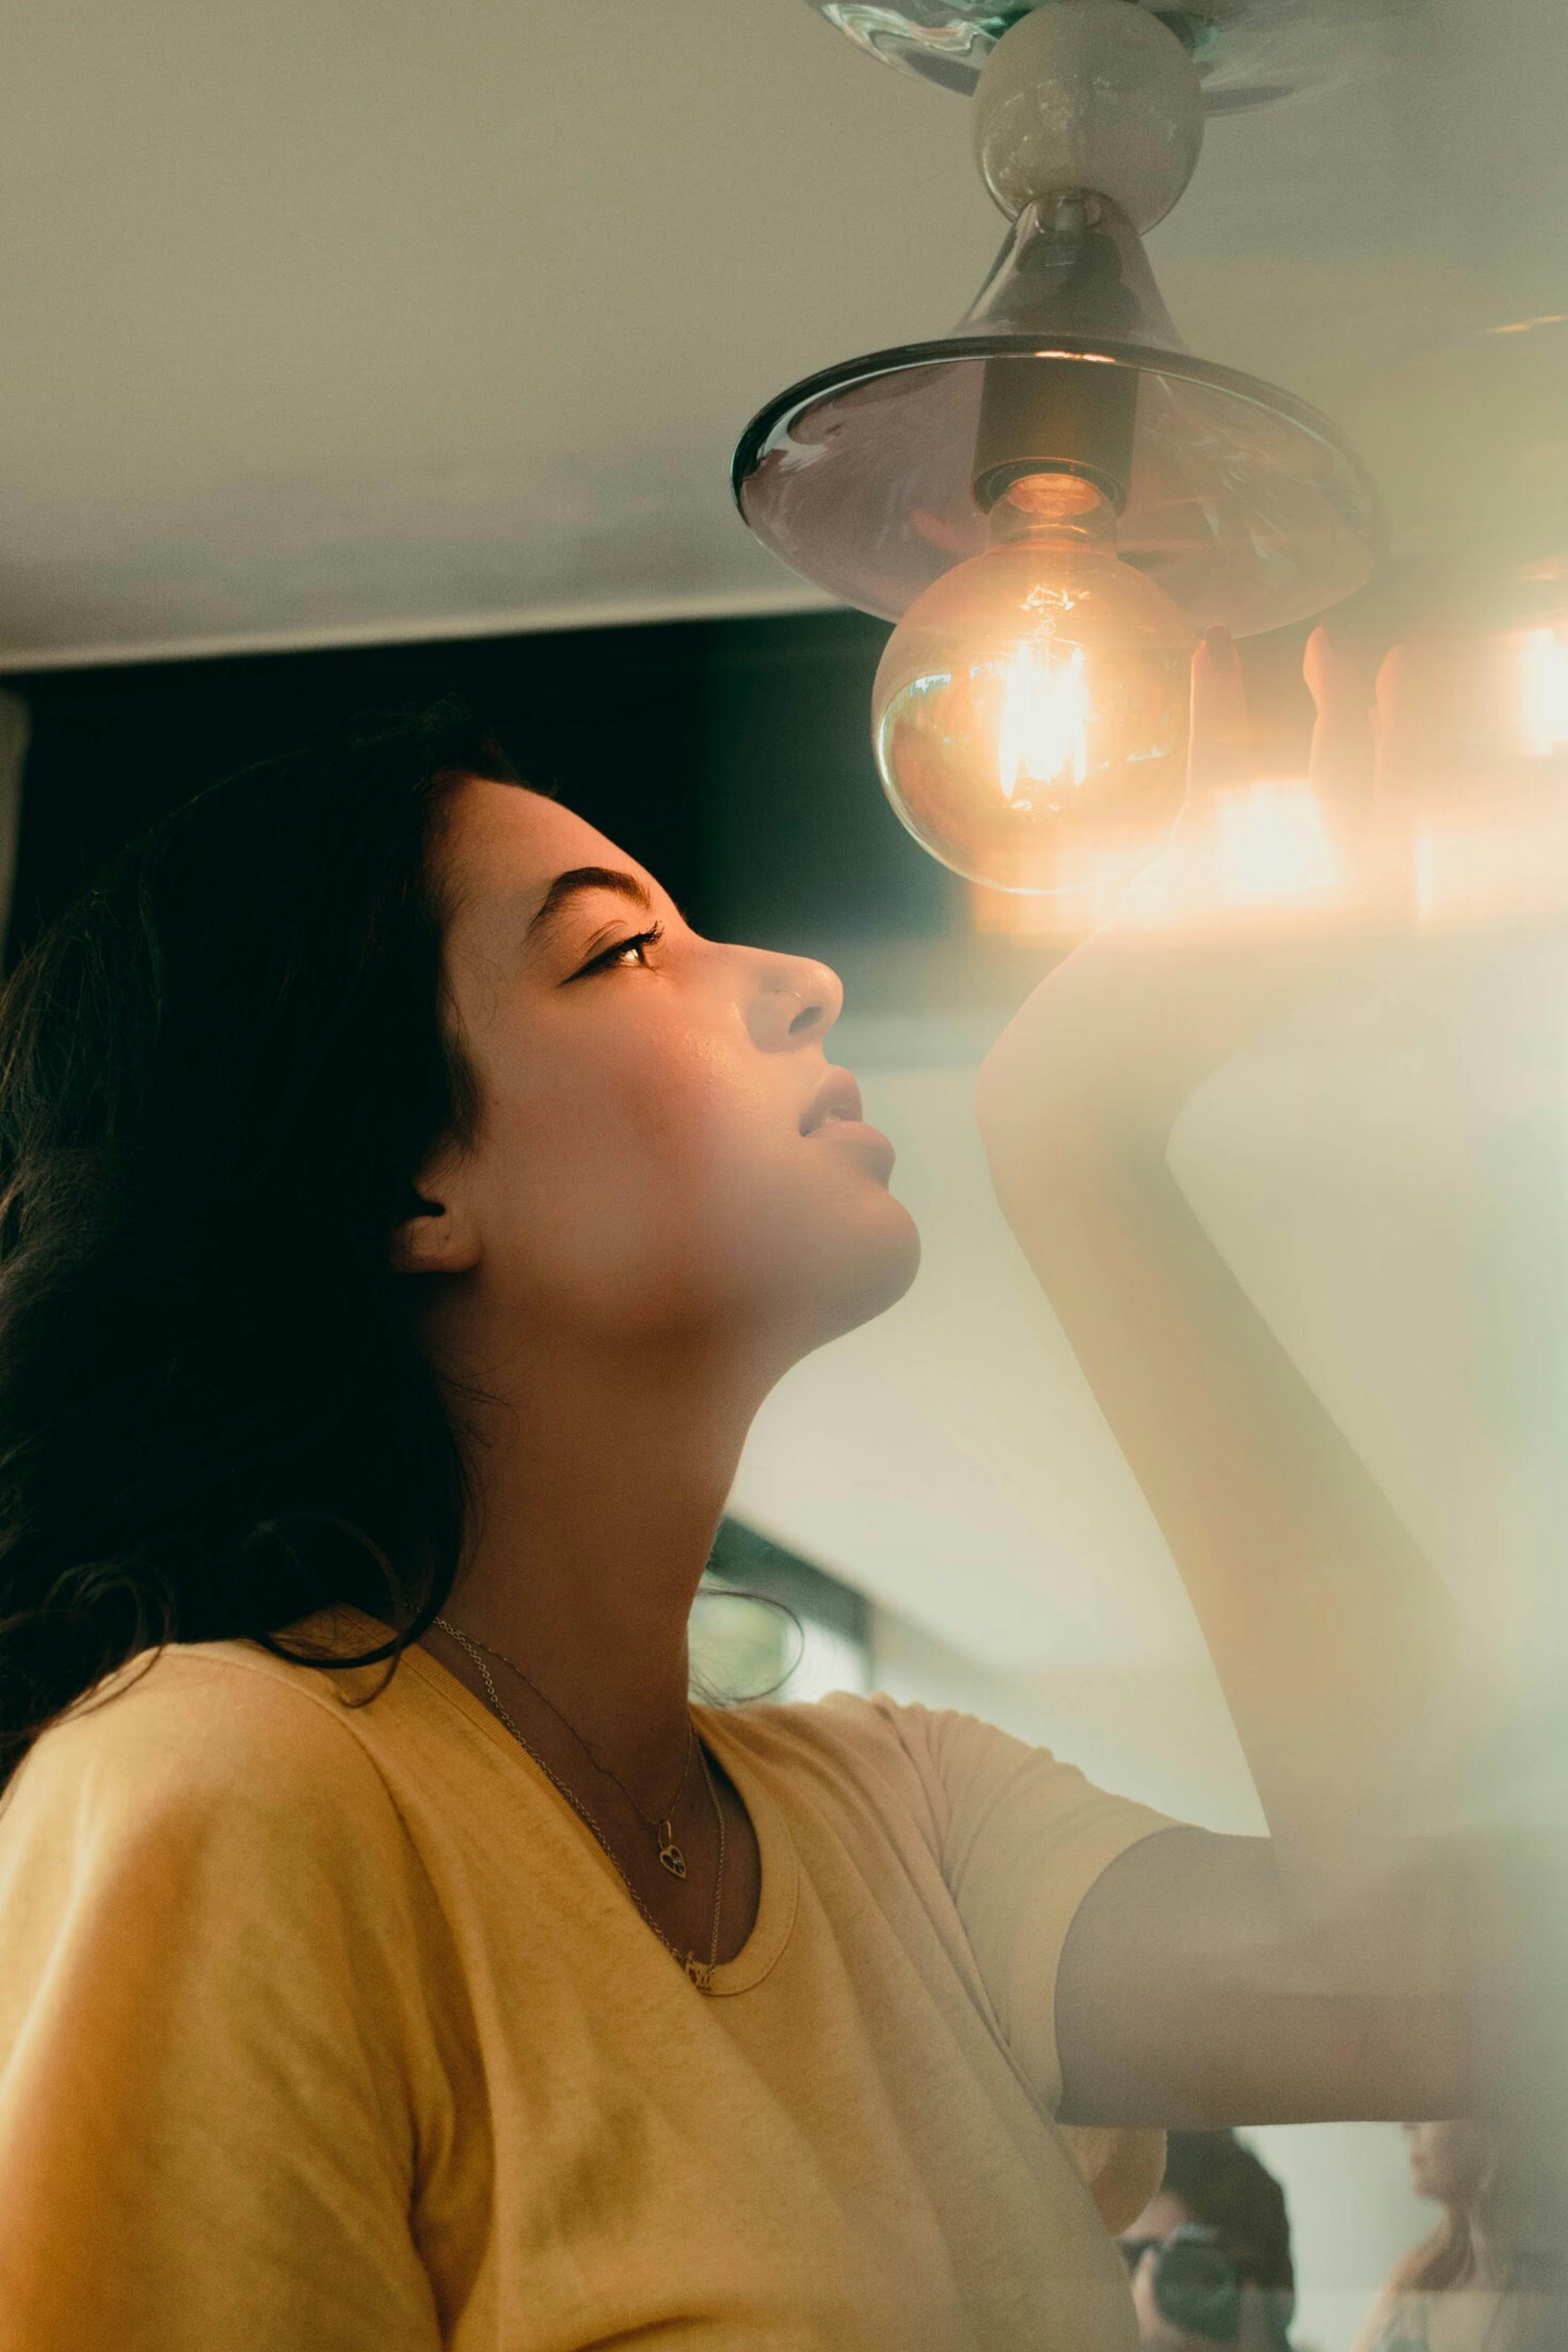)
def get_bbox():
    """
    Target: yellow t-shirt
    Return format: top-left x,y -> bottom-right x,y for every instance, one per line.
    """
0,1609 -> 1175,2350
